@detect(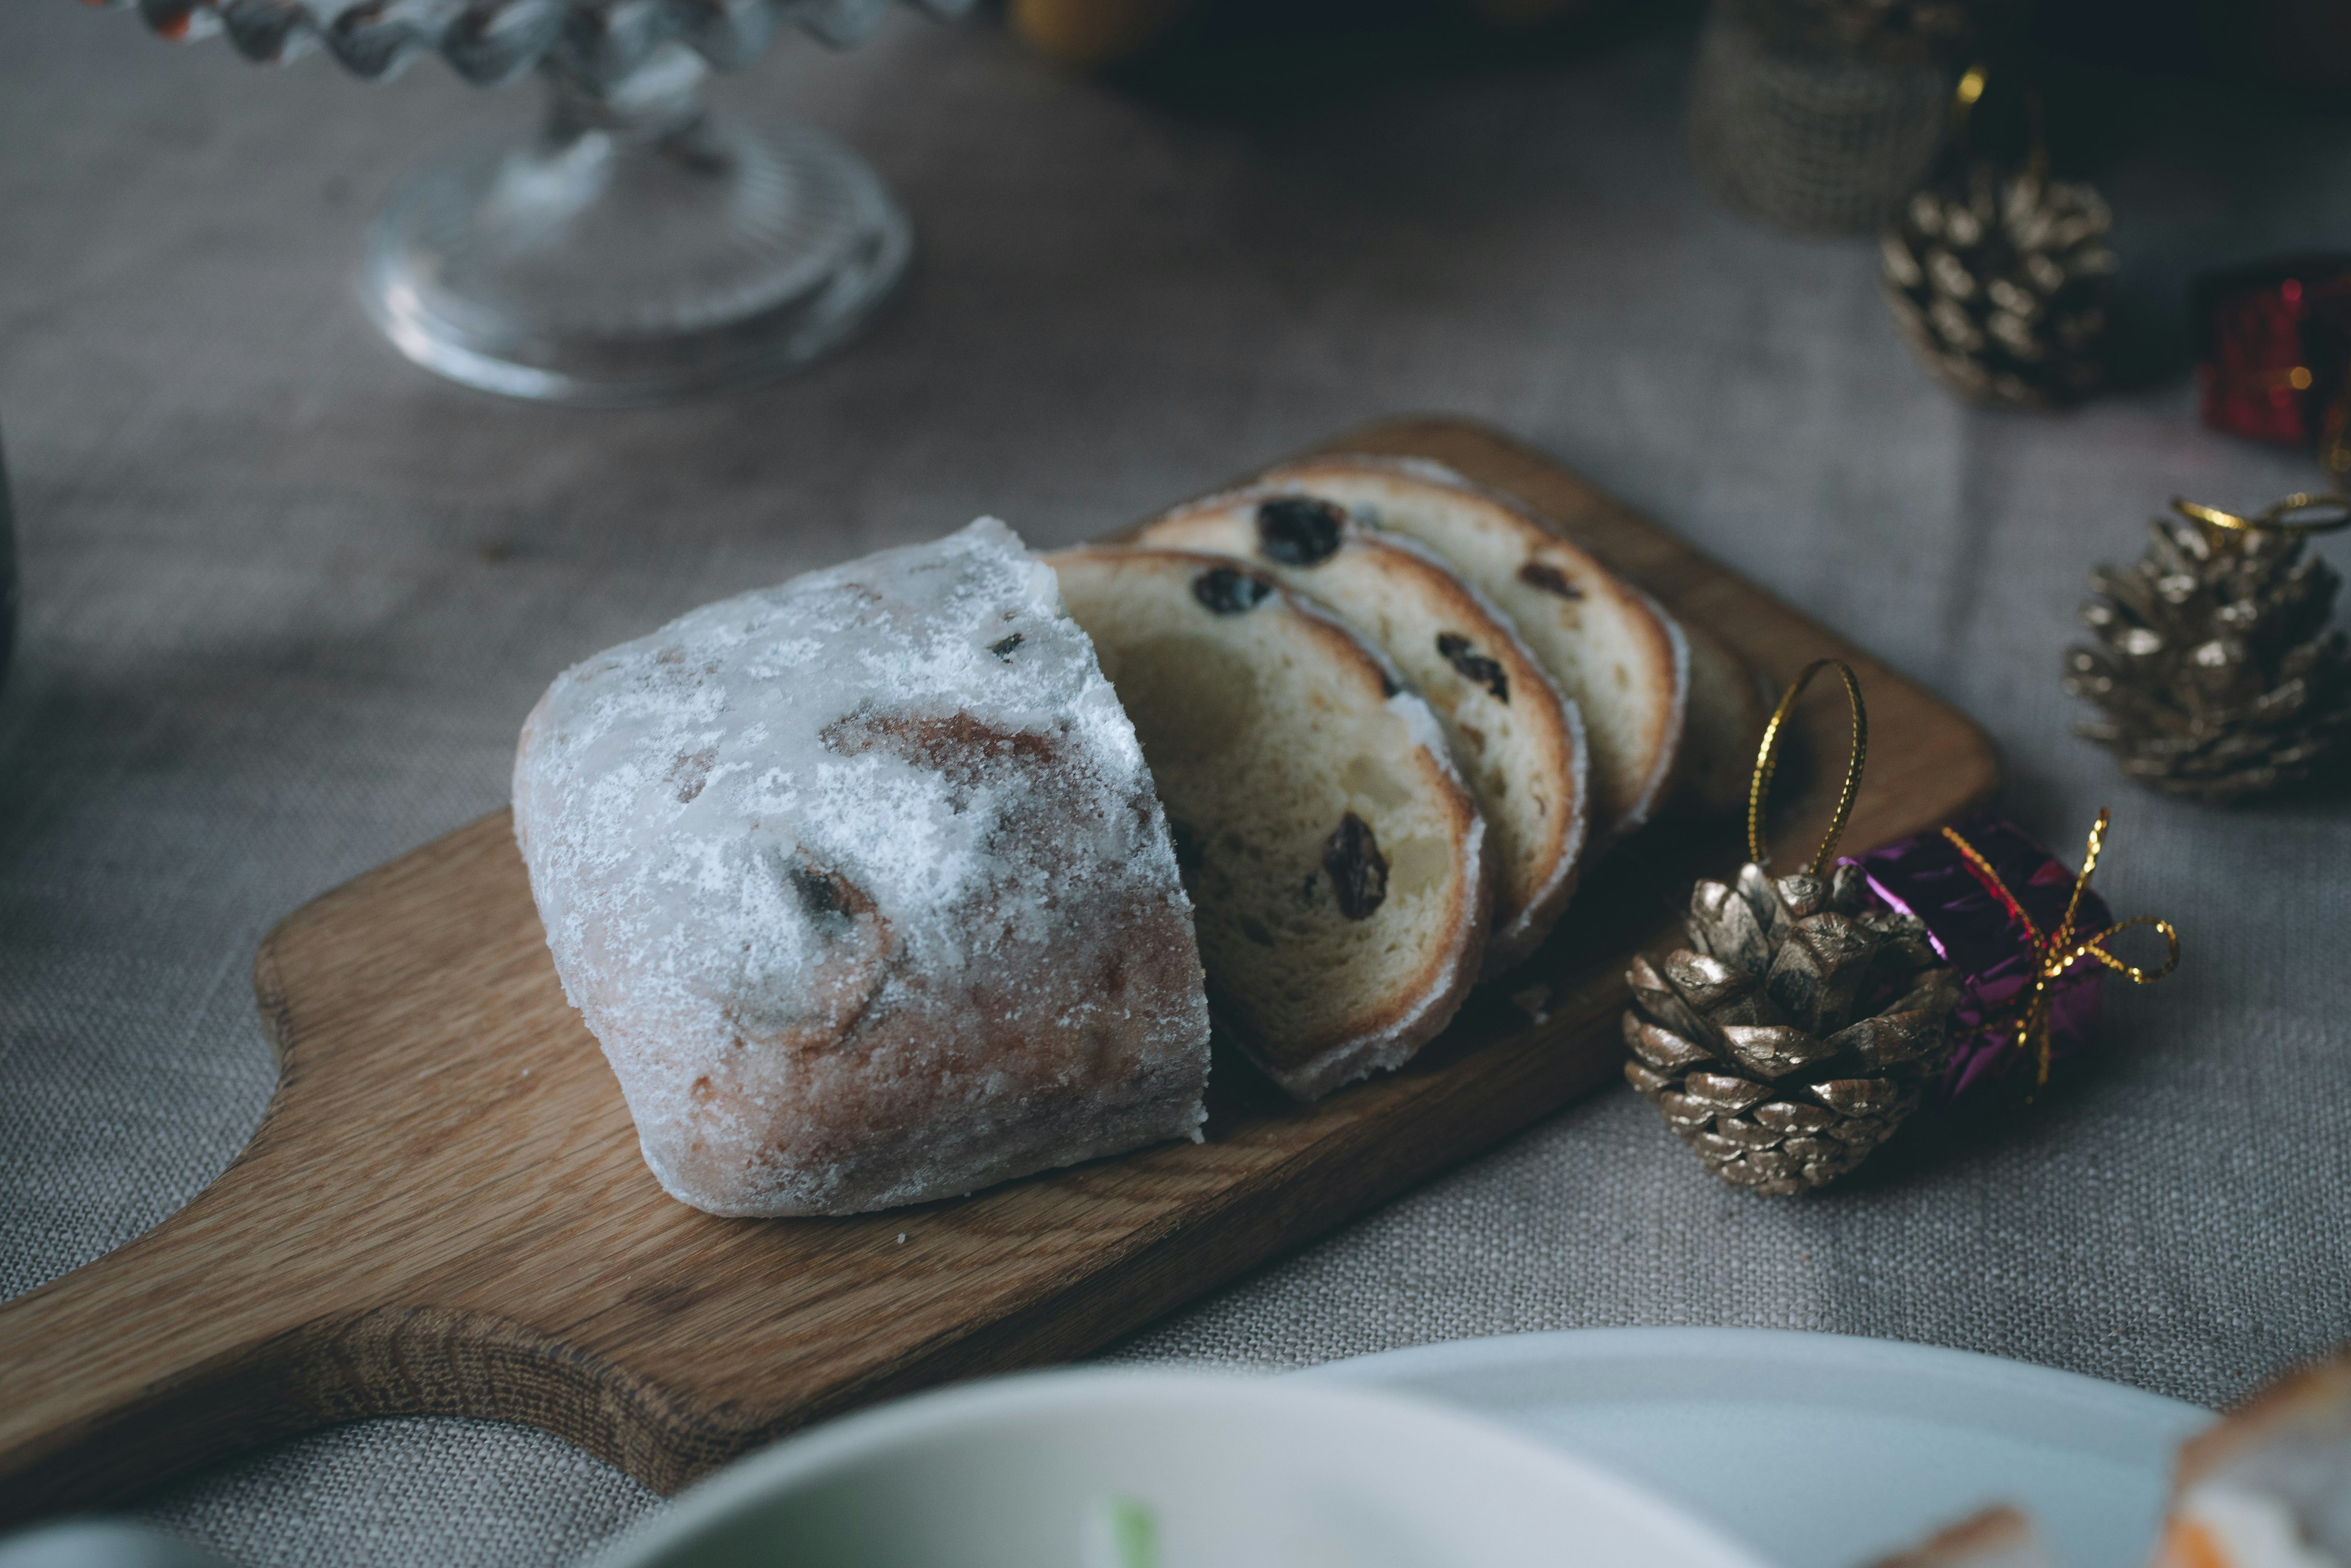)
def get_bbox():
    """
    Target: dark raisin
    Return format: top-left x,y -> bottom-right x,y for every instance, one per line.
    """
1322,812 -> 1389,921
1518,560 -> 1584,599
988,632 -> 1023,659
786,860 -> 880,941
1193,566 -> 1275,615
1436,631 -> 1510,702
789,865 -> 847,919
1255,496 -> 1346,566
1239,917 -> 1276,948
